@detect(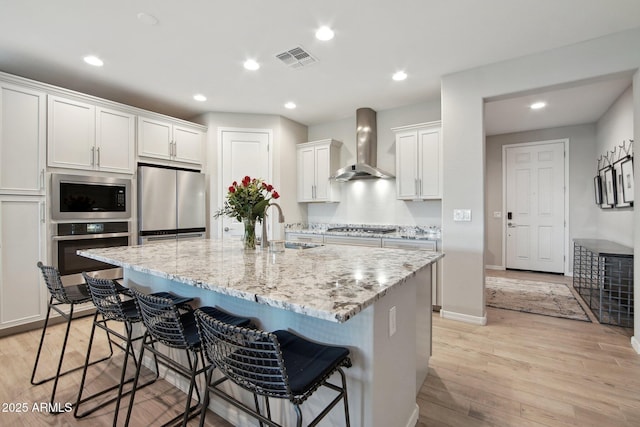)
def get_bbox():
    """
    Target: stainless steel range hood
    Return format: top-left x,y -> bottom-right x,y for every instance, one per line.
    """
331,108 -> 394,181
